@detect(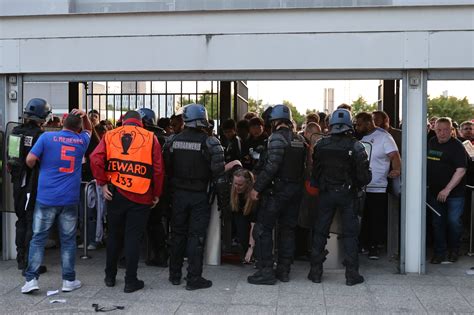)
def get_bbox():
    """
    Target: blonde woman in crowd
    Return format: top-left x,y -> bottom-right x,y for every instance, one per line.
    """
230,168 -> 257,263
